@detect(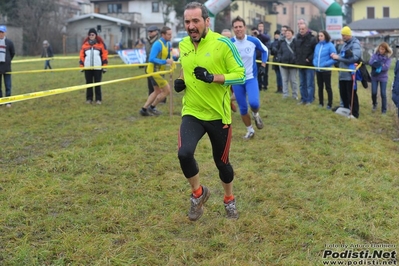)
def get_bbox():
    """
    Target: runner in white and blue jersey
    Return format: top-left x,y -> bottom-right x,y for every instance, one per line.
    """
231,16 -> 268,139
